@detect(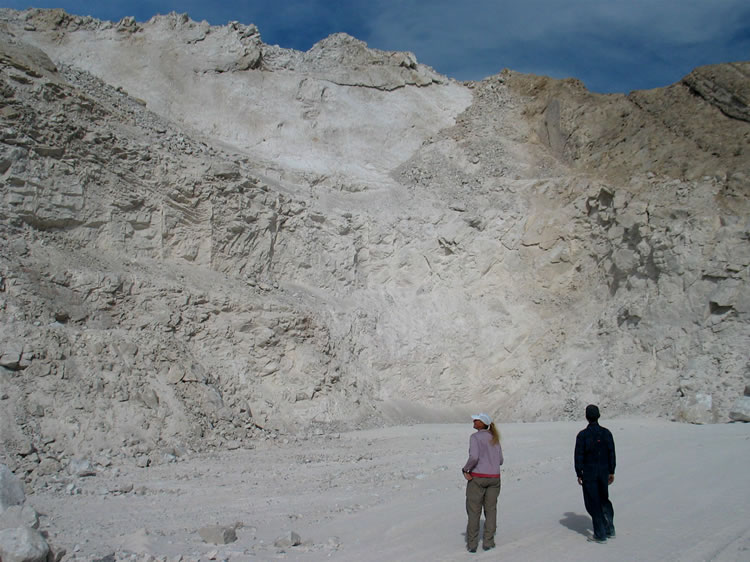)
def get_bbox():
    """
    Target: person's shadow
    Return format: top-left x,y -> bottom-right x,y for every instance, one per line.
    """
559,512 -> 591,537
